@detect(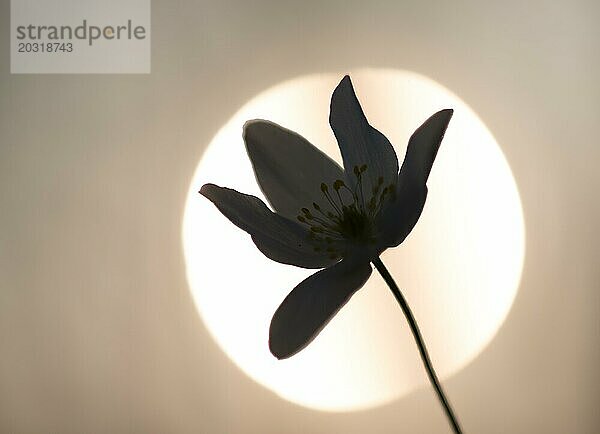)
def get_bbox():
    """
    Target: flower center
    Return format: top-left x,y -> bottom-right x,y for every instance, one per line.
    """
295,165 -> 396,259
